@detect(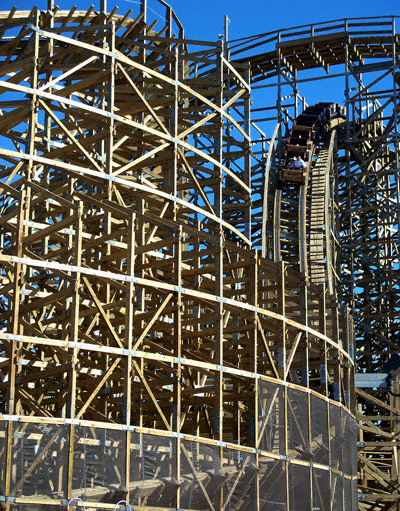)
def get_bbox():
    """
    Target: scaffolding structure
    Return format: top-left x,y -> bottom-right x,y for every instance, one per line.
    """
0,2 -> 397,510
